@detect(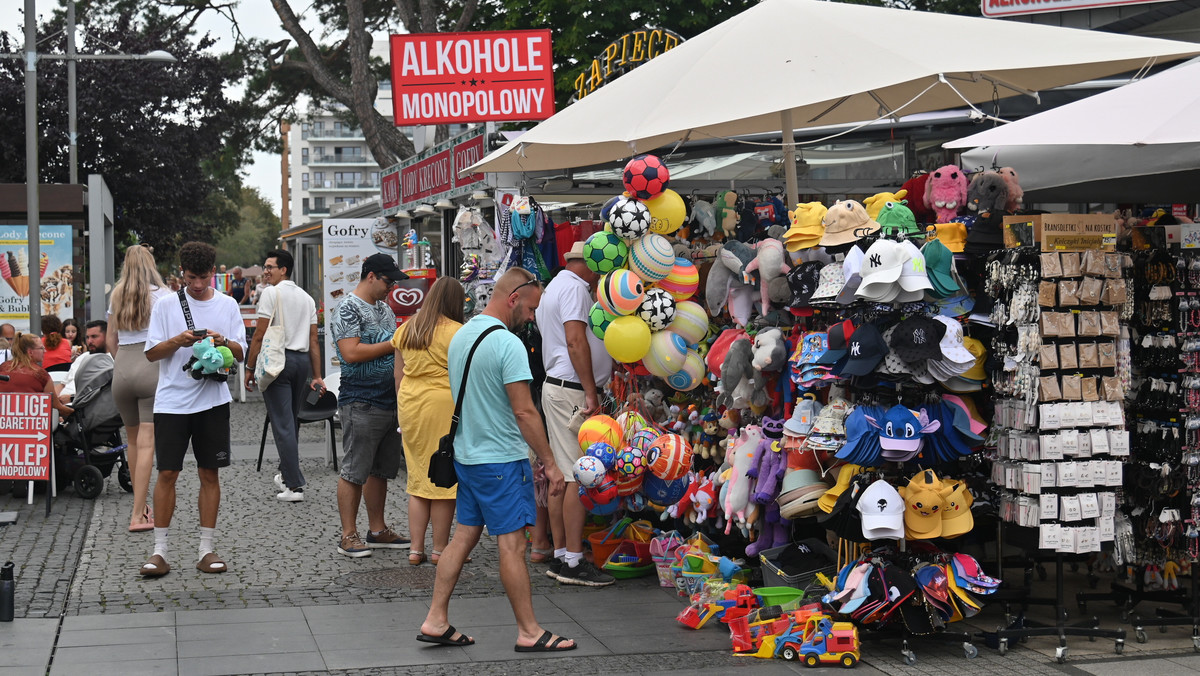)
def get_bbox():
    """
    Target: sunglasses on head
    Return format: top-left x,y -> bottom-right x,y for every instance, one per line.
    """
511,278 -> 540,295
